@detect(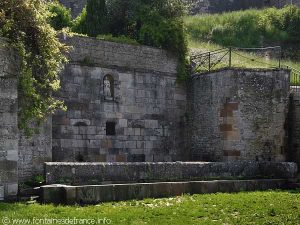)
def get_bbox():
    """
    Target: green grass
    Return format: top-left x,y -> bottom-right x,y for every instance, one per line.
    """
97,34 -> 140,46
1,191 -> 299,224
184,6 -> 300,79
184,6 -> 300,48
189,40 -> 300,71
188,40 -> 300,84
